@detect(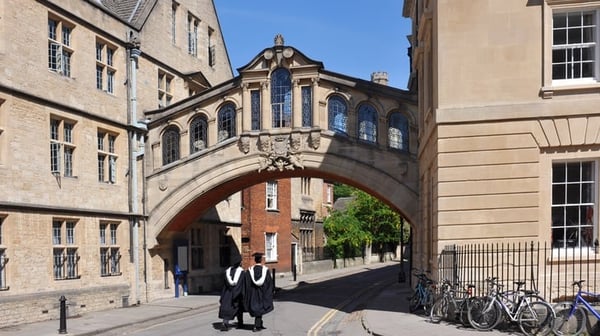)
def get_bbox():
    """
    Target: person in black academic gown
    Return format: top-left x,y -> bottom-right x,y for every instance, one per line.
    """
218,254 -> 245,331
243,252 -> 274,332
